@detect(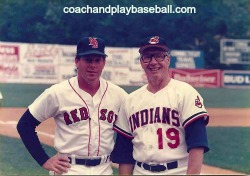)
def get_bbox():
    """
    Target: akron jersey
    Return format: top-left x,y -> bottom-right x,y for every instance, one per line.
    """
114,78 -> 209,163
29,76 -> 127,157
